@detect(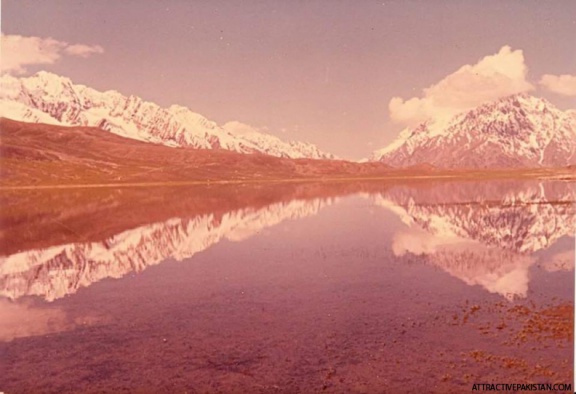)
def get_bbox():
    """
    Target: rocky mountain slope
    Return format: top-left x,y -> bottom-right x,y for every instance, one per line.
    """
0,71 -> 334,159
372,94 -> 576,168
